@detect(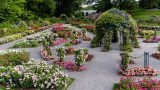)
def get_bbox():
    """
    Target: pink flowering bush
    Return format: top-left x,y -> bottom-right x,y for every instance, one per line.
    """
120,66 -> 159,76
54,61 -> 87,71
114,77 -> 160,90
52,23 -> 64,32
53,38 -> 67,45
